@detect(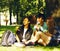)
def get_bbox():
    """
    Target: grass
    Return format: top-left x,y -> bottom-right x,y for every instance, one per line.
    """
0,26 -> 17,33
0,26 -> 60,51
0,45 -> 60,51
